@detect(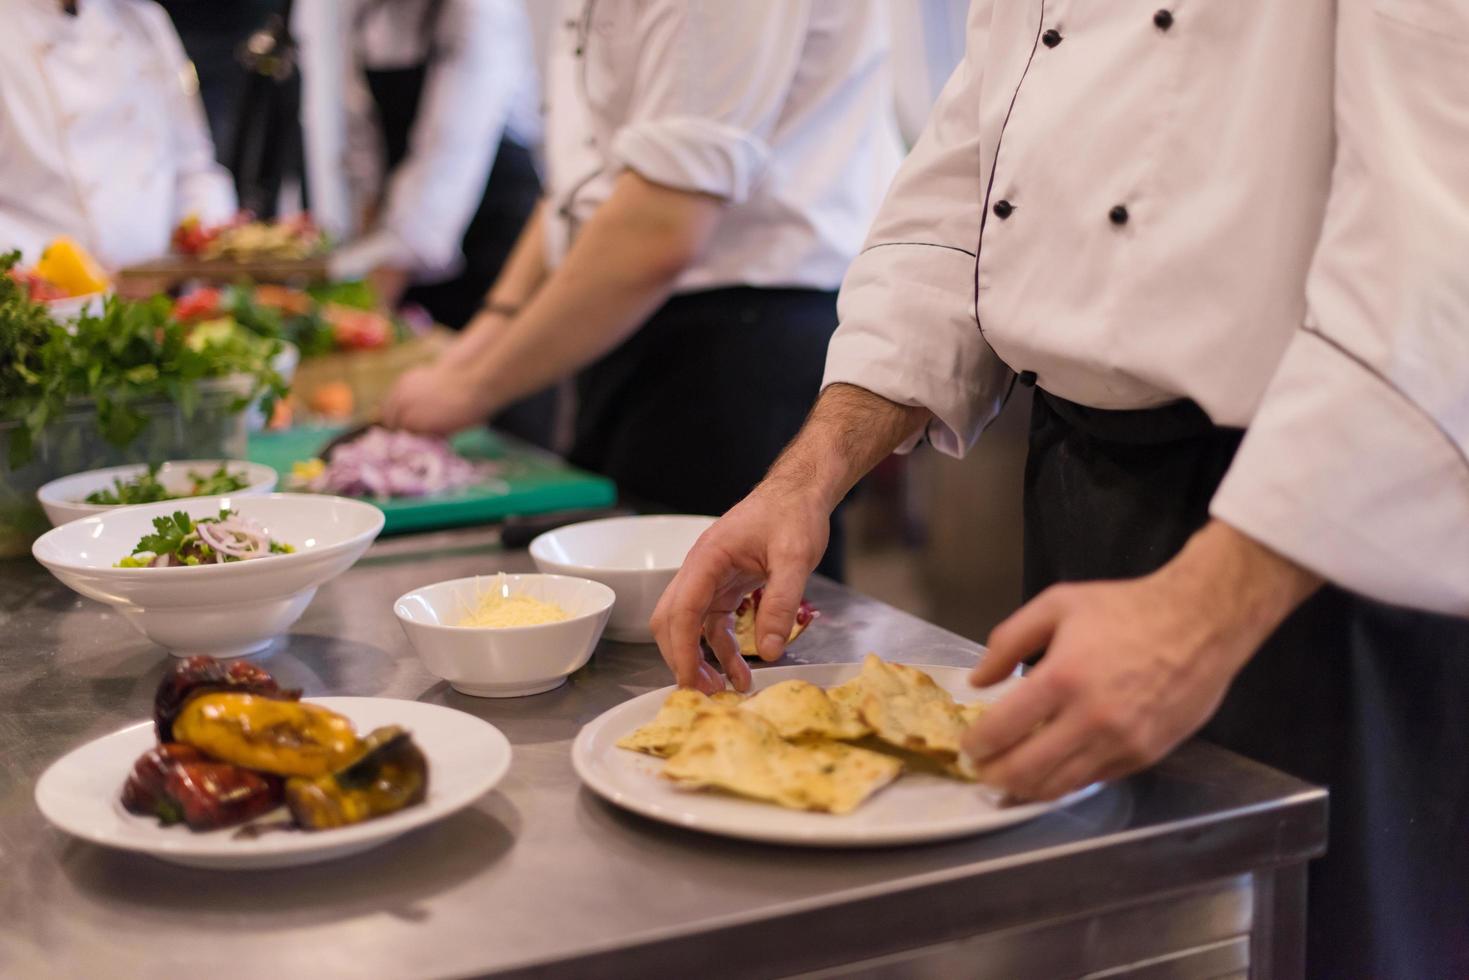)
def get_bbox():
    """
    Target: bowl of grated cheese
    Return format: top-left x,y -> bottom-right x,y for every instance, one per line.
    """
394,573 -> 615,697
